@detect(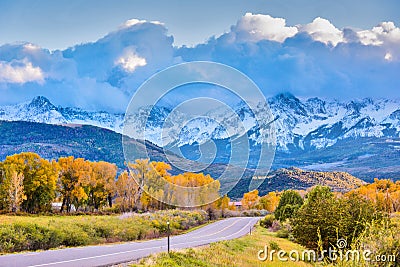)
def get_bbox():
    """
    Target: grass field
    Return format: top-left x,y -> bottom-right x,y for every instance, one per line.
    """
0,210 -> 207,253
134,225 -> 312,267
